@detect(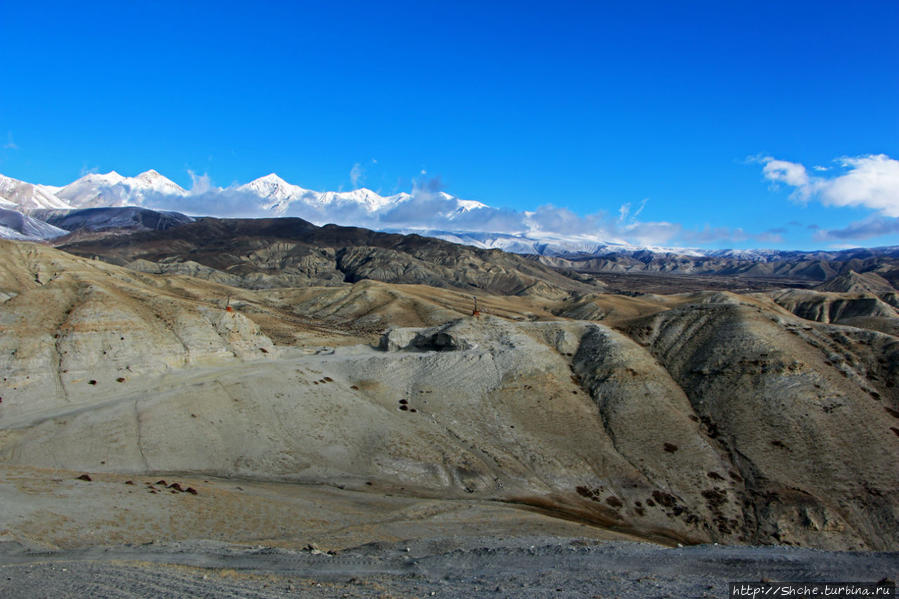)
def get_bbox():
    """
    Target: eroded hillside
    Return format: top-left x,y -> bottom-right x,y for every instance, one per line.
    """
55,217 -> 601,298
0,239 -> 897,551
